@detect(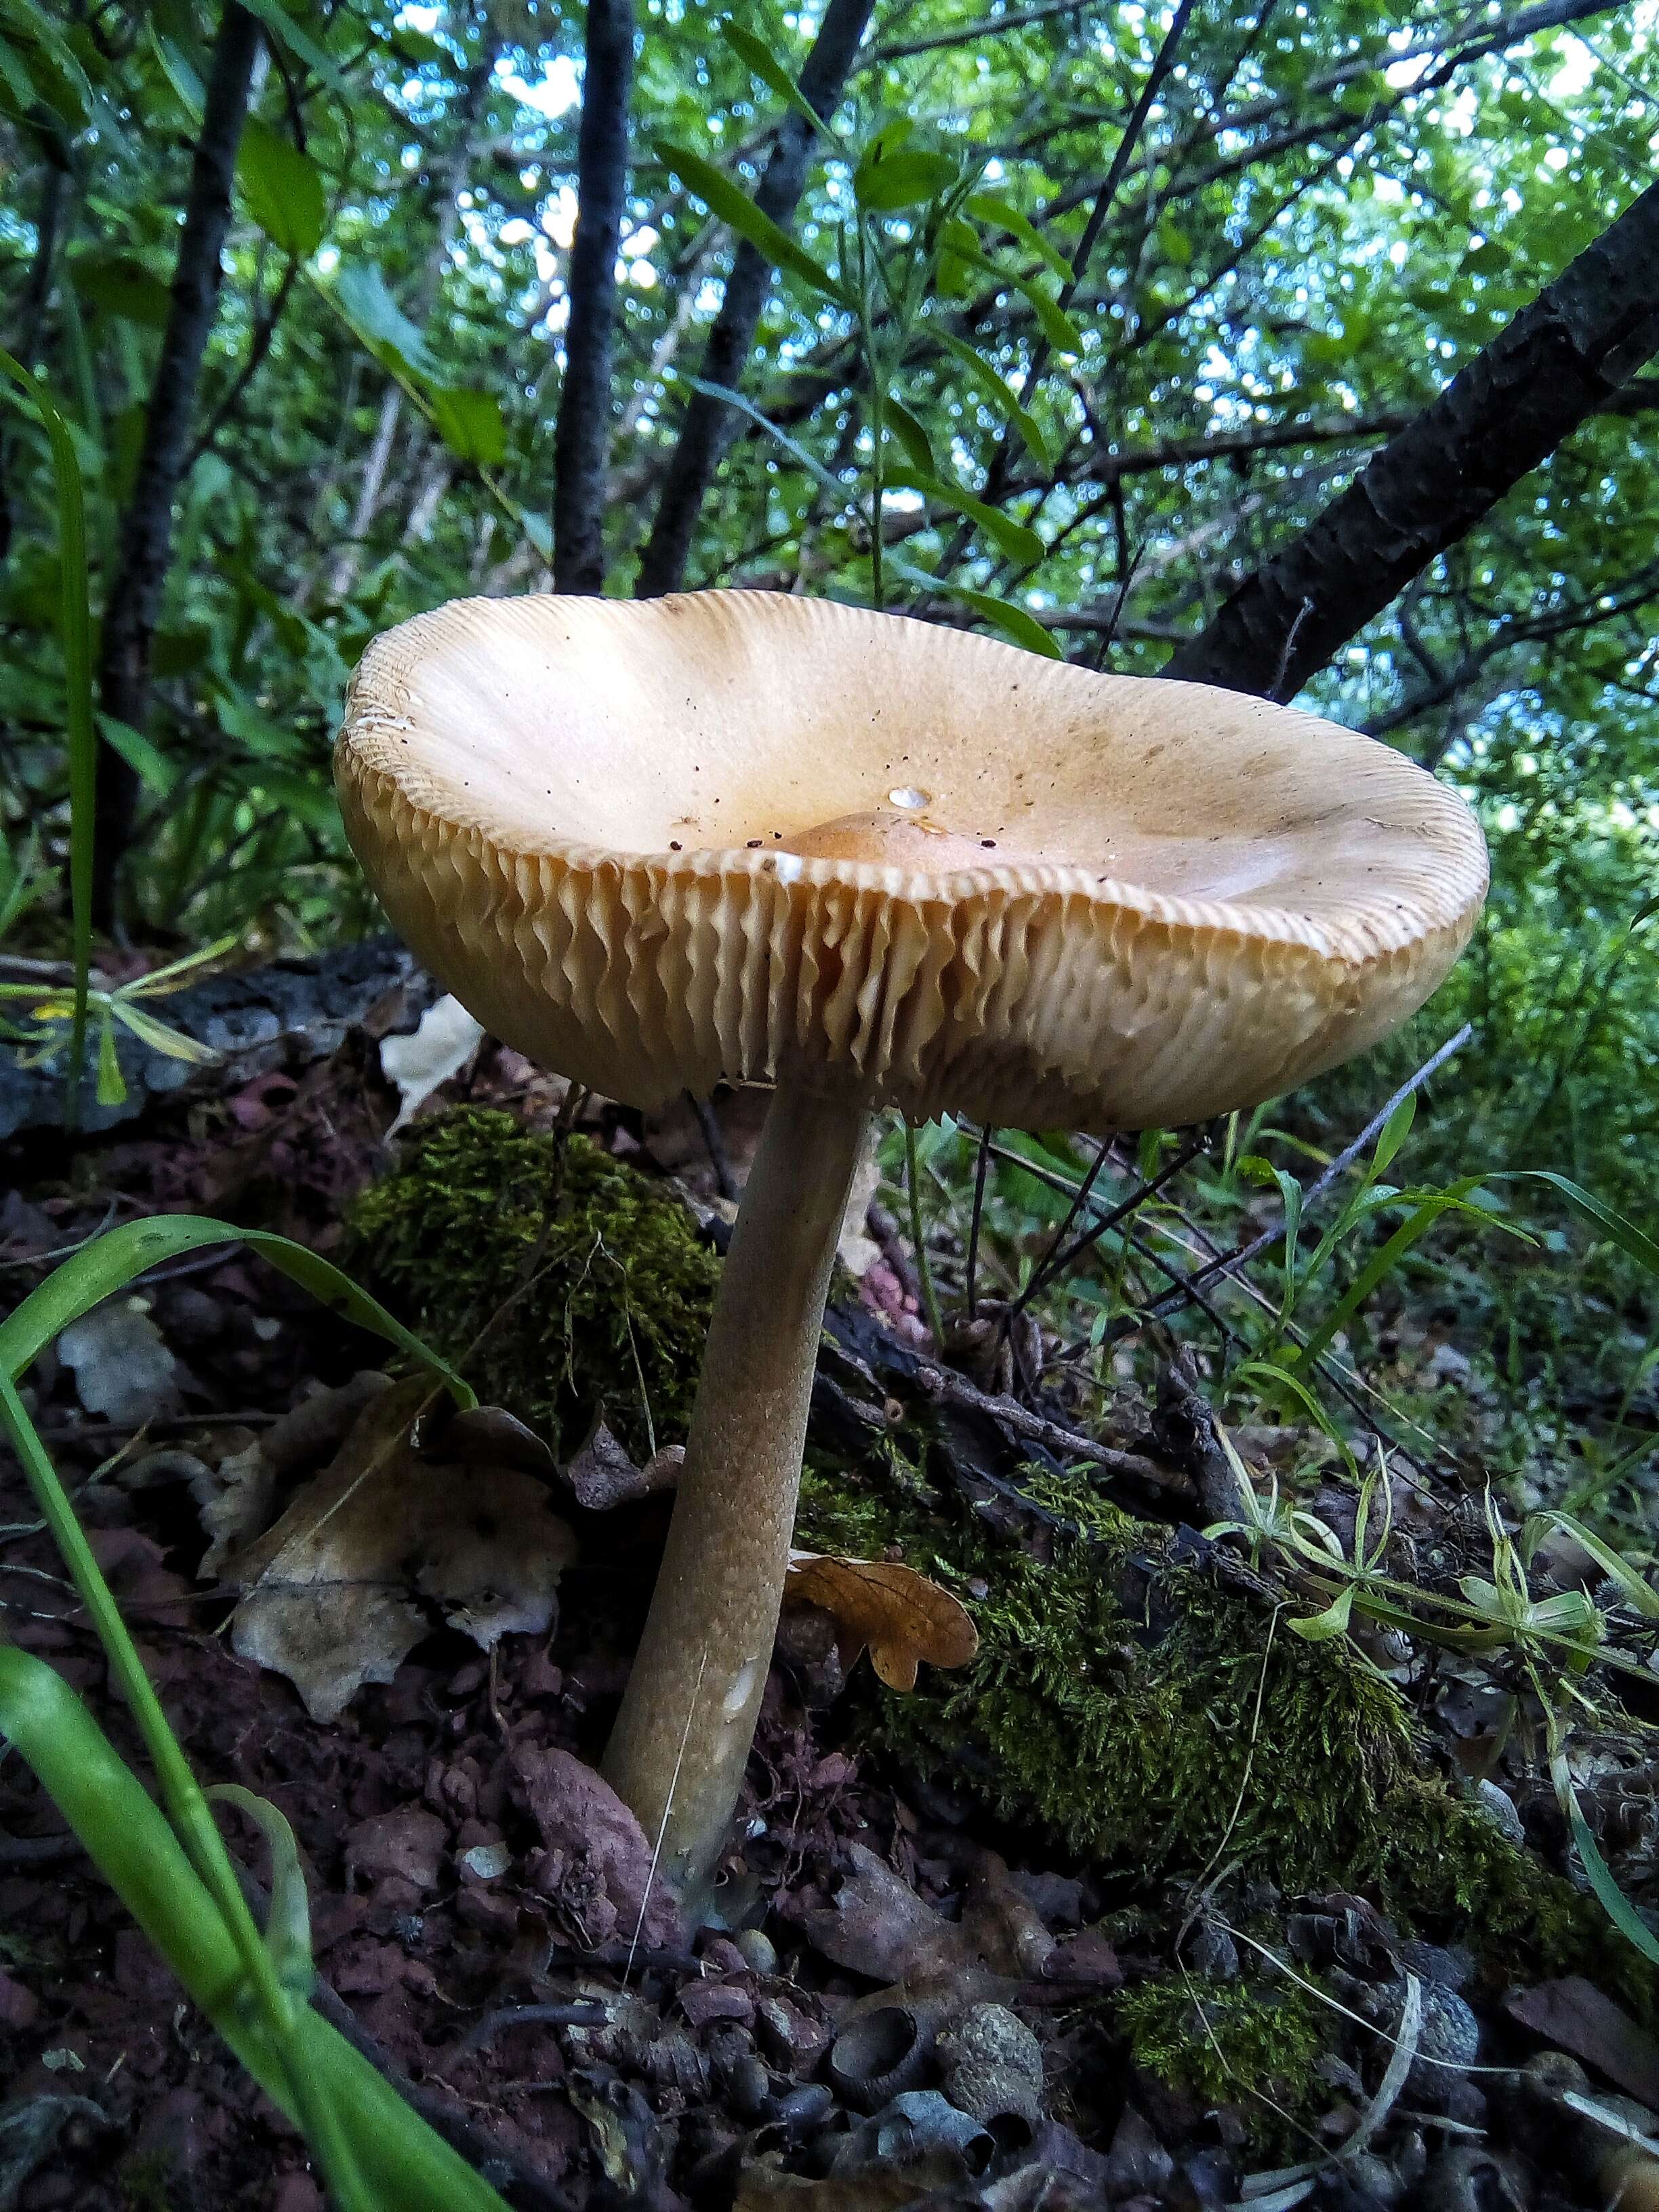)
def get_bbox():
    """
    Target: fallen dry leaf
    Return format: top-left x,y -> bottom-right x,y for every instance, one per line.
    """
215,1375 -> 575,1721
806,1842 -> 1053,1994
785,1551 -> 978,1691
735,2146 -> 966,2211
380,992 -> 486,1132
